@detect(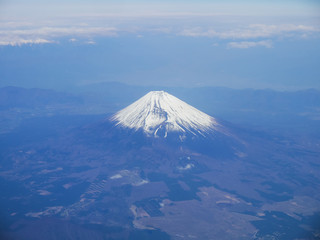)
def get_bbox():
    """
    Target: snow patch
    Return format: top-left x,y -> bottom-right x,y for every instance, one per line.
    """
110,174 -> 123,179
178,163 -> 194,171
